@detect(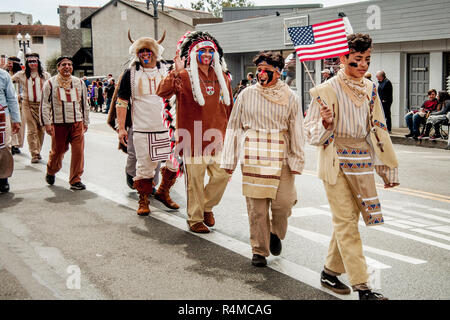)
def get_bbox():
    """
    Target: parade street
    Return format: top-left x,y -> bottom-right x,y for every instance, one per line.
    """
1,112 -> 449,300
